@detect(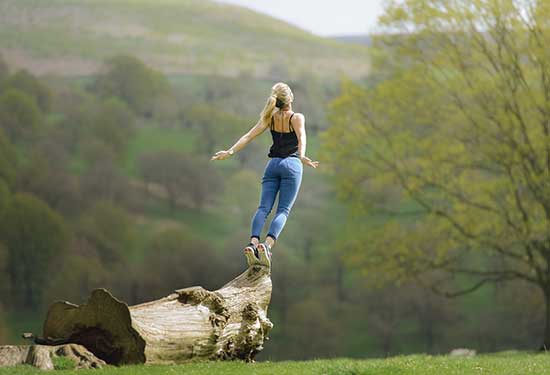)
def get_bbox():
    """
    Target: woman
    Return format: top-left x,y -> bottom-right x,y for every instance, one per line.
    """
211,82 -> 319,268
